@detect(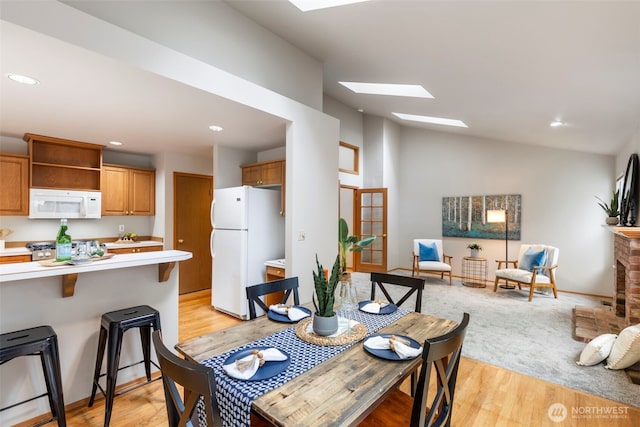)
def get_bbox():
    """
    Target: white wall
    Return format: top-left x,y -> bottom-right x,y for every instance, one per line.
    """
324,95 -> 364,189
382,119 -> 402,272
398,127 -> 615,296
